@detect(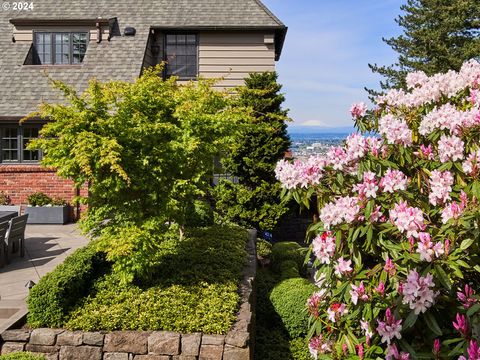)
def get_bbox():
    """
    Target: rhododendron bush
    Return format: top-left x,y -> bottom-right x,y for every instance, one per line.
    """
275,60 -> 480,360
